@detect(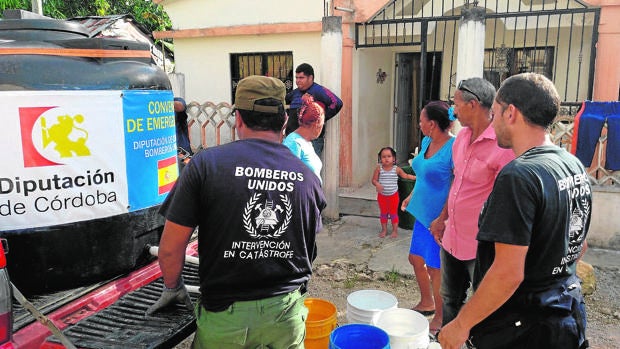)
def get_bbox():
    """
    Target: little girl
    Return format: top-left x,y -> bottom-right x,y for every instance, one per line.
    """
372,147 -> 416,238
